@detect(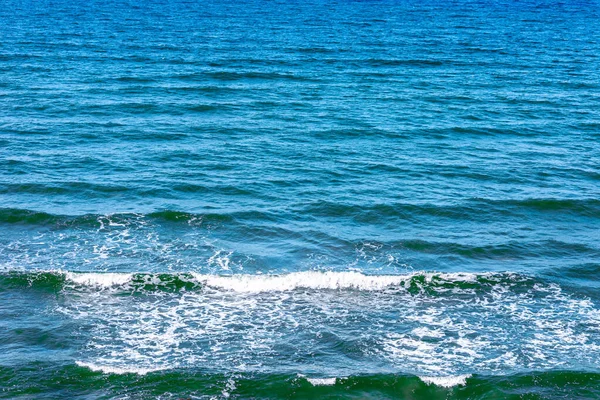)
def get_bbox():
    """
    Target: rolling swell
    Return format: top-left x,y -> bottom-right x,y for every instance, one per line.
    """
2,197 -> 598,227
0,208 -> 232,227
2,363 -> 599,400
1,207 -> 597,269
300,198 -> 600,220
